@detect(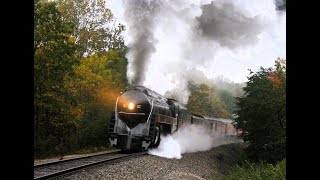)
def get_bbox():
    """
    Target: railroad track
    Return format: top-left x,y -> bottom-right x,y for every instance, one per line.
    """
34,151 -> 147,179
